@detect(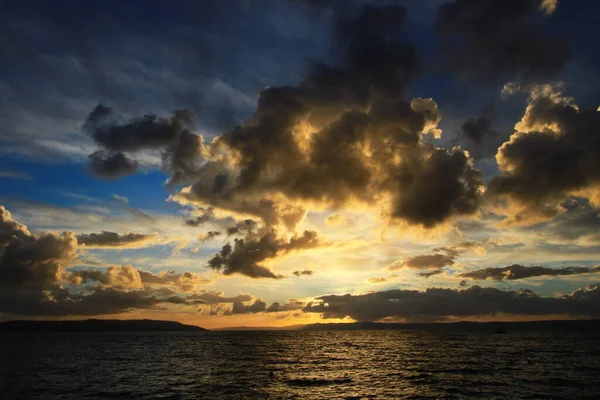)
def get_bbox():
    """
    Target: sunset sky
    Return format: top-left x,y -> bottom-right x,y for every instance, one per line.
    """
1,0 -> 600,329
